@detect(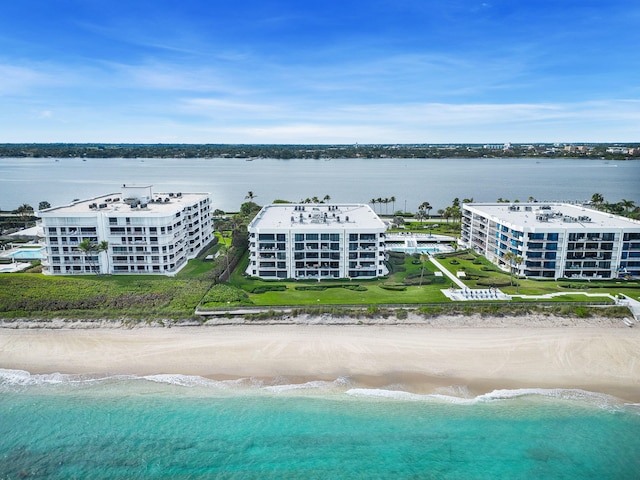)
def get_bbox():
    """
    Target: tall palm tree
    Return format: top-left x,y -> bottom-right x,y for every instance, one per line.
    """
370,198 -> 377,212
503,251 -> 515,287
620,199 -> 636,214
245,191 -> 257,201
590,193 -> 604,209
419,202 -> 432,219
323,194 -> 331,203
513,255 -> 523,293
390,196 -> 396,213
14,204 -> 34,228
419,253 -> 429,287
77,239 -> 109,275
